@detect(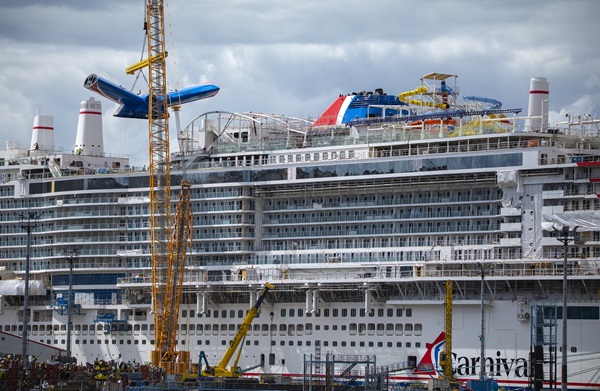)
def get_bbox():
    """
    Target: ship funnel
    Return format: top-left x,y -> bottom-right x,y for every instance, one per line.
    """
31,115 -> 55,152
75,97 -> 104,156
524,77 -> 549,132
